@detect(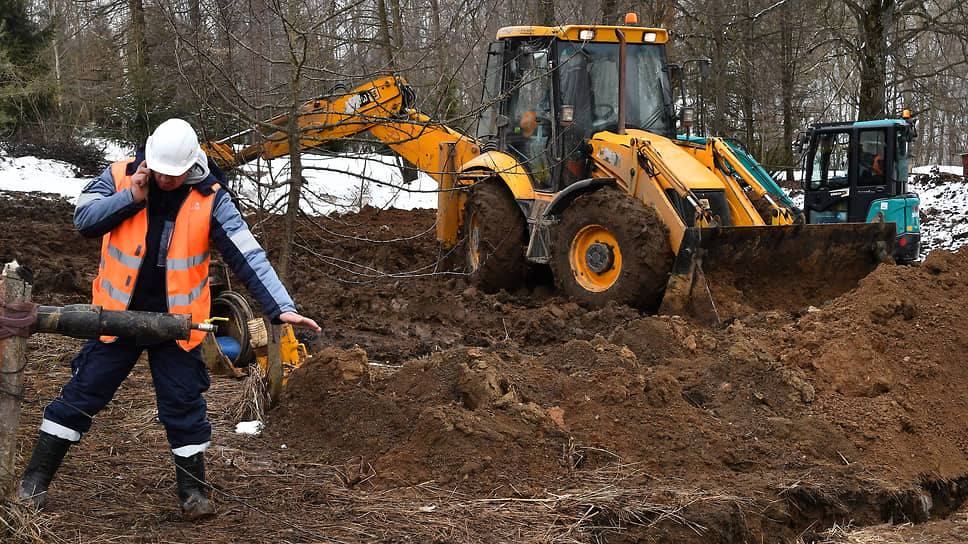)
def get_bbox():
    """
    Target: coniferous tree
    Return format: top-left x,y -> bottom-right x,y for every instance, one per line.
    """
0,0 -> 53,131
